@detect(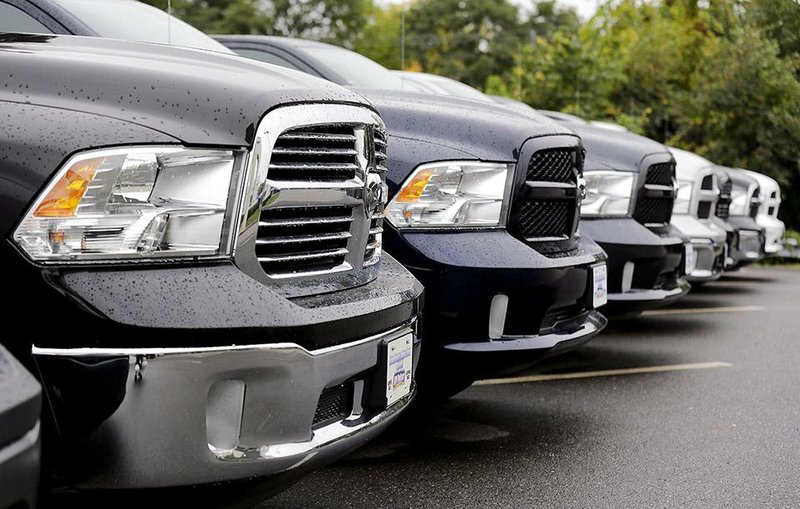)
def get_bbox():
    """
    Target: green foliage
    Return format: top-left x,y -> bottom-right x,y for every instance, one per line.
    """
402,0 -> 523,88
140,0 -> 370,46
140,0 -> 800,228
353,3 -> 405,68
